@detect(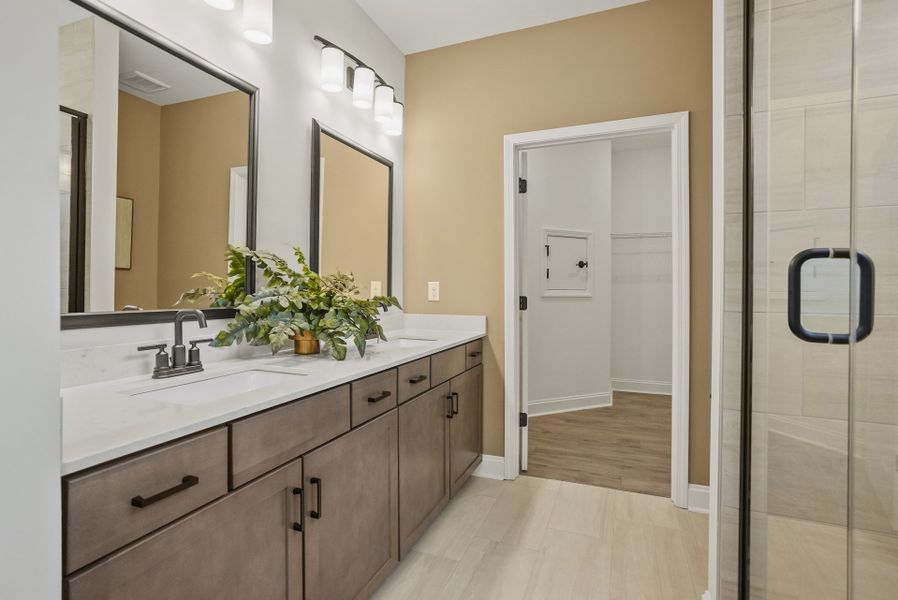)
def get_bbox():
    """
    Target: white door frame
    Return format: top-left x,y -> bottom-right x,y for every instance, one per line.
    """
503,111 -> 691,508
